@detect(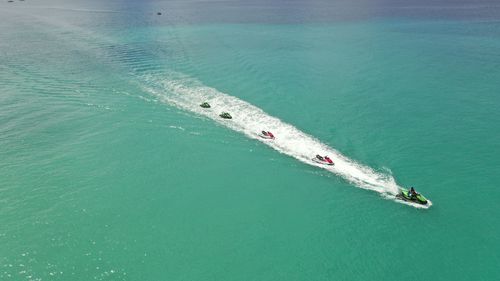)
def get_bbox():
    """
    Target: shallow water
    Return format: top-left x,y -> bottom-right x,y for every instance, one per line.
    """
1,1 -> 499,280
